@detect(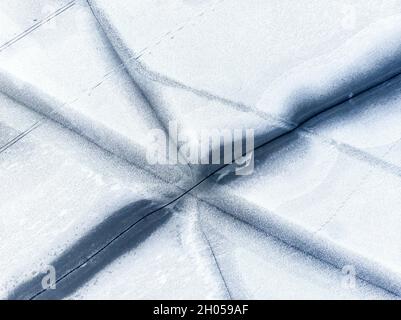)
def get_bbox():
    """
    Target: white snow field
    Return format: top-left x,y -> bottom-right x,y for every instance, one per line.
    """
0,0 -> 189,184
1,0 -> 401,299
0,92 -> 183,299
196,74 -> 401,297
89,0 -> 401,177
0,0 -> 71,47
